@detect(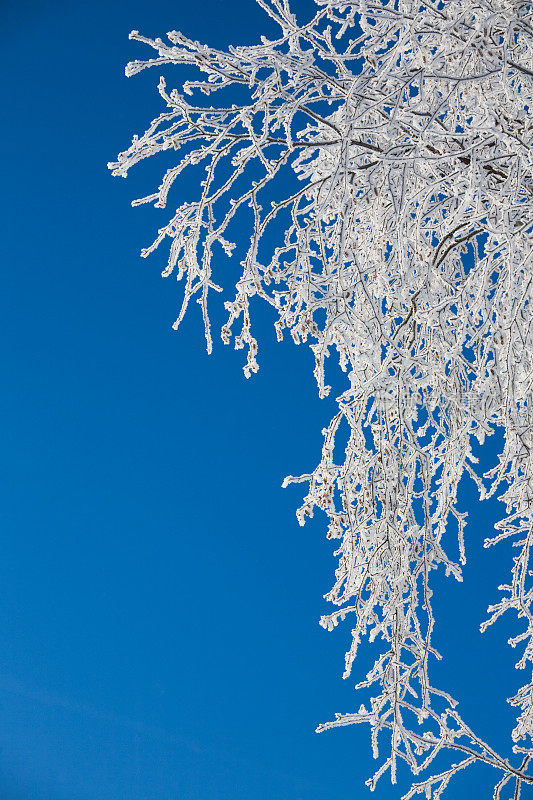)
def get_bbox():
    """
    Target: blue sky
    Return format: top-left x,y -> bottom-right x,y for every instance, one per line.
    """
0,1 -> 526,798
